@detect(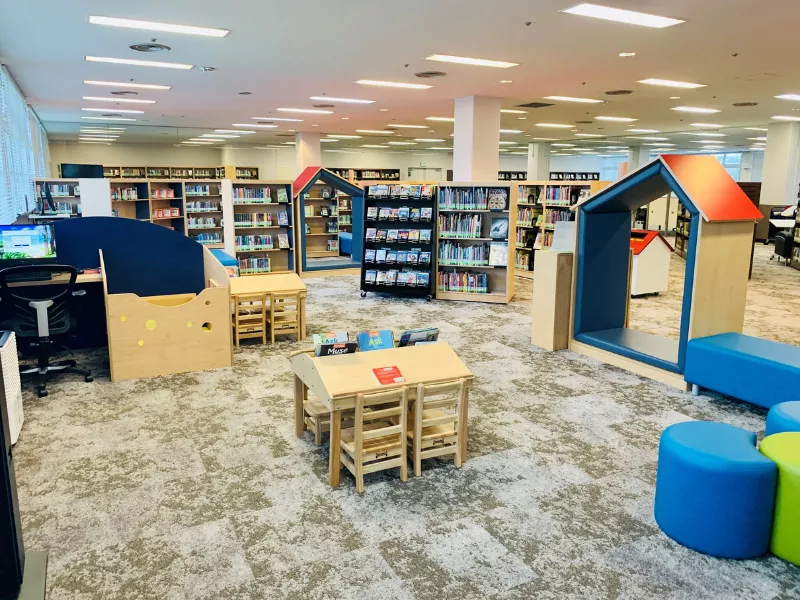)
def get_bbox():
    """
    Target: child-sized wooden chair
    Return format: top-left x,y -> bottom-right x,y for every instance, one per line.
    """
340,387 -> 409,493
232,292 -> 268,348
266,291 -> 301,343
408,379 -> 466,476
